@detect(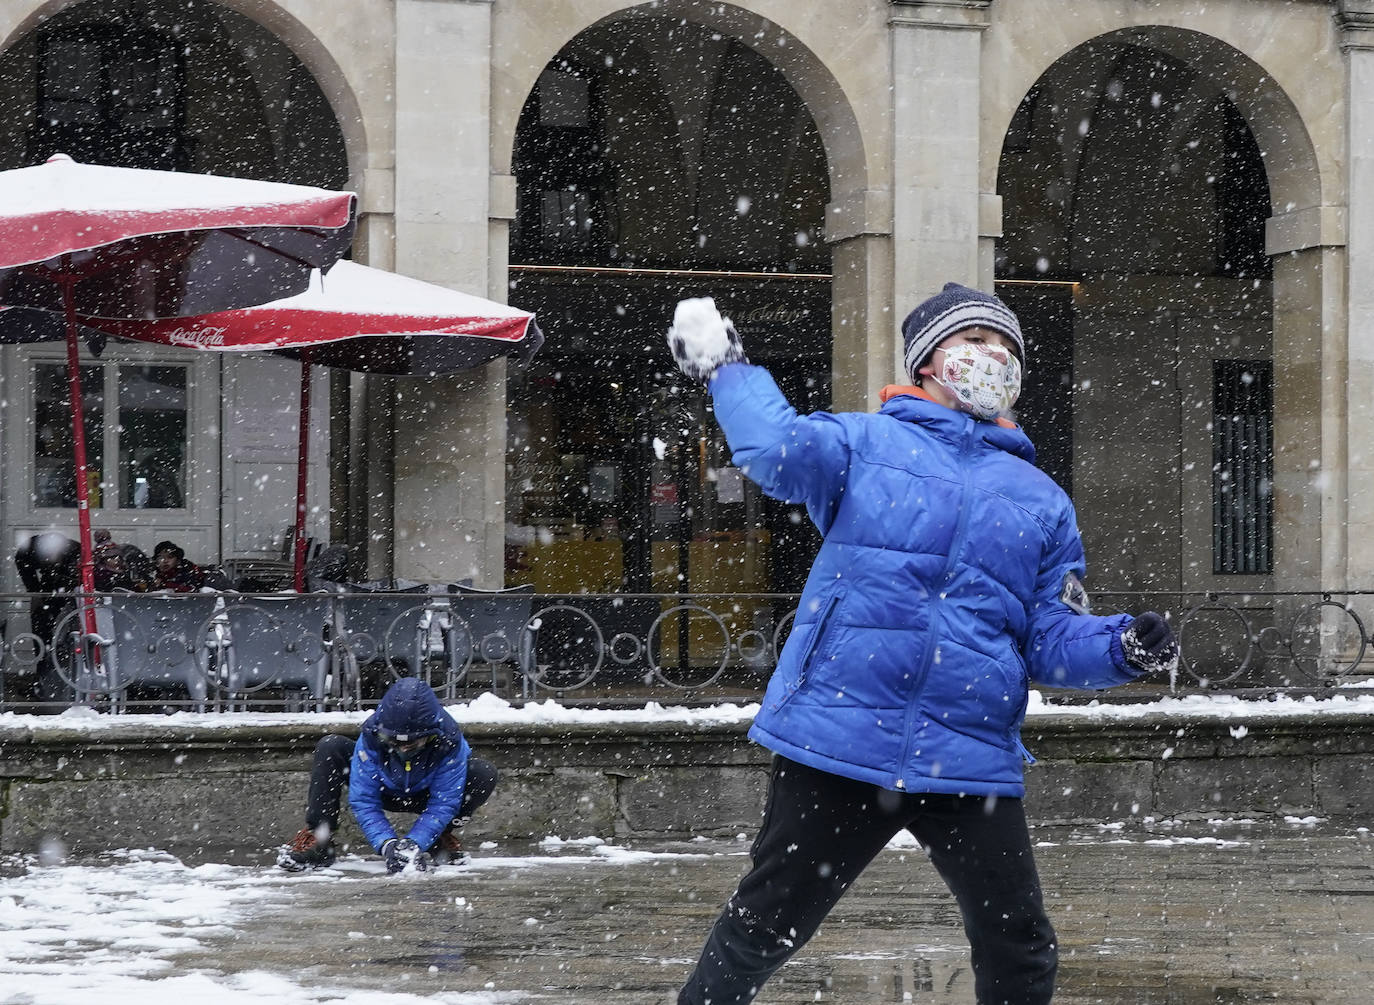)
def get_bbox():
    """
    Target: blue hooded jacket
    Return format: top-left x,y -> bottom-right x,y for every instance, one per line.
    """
349,677 -> 471,852
708,362 -> 1140,797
